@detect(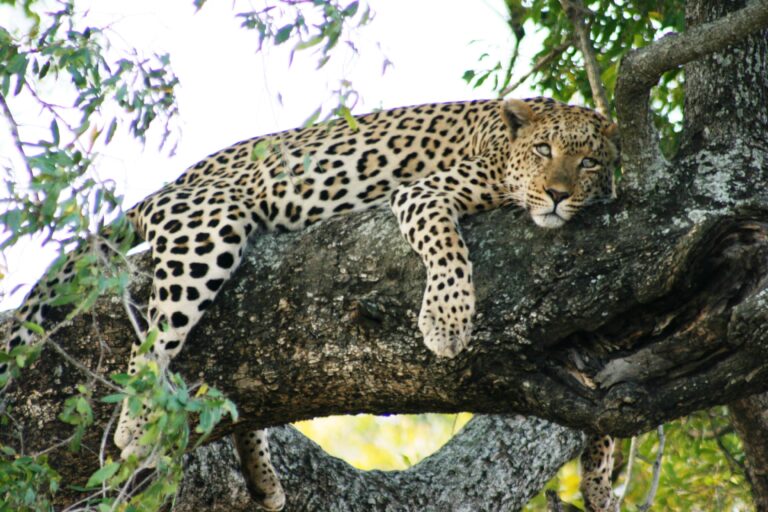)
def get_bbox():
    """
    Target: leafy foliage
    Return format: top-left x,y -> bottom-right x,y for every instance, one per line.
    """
466,0 -> 685,156
0,0 -> 179,247
235,0 -> 374,125
1,356 -> 238,510
0,2 -> 232,508
0,445 -> 60,512
524,408 -> 751,511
